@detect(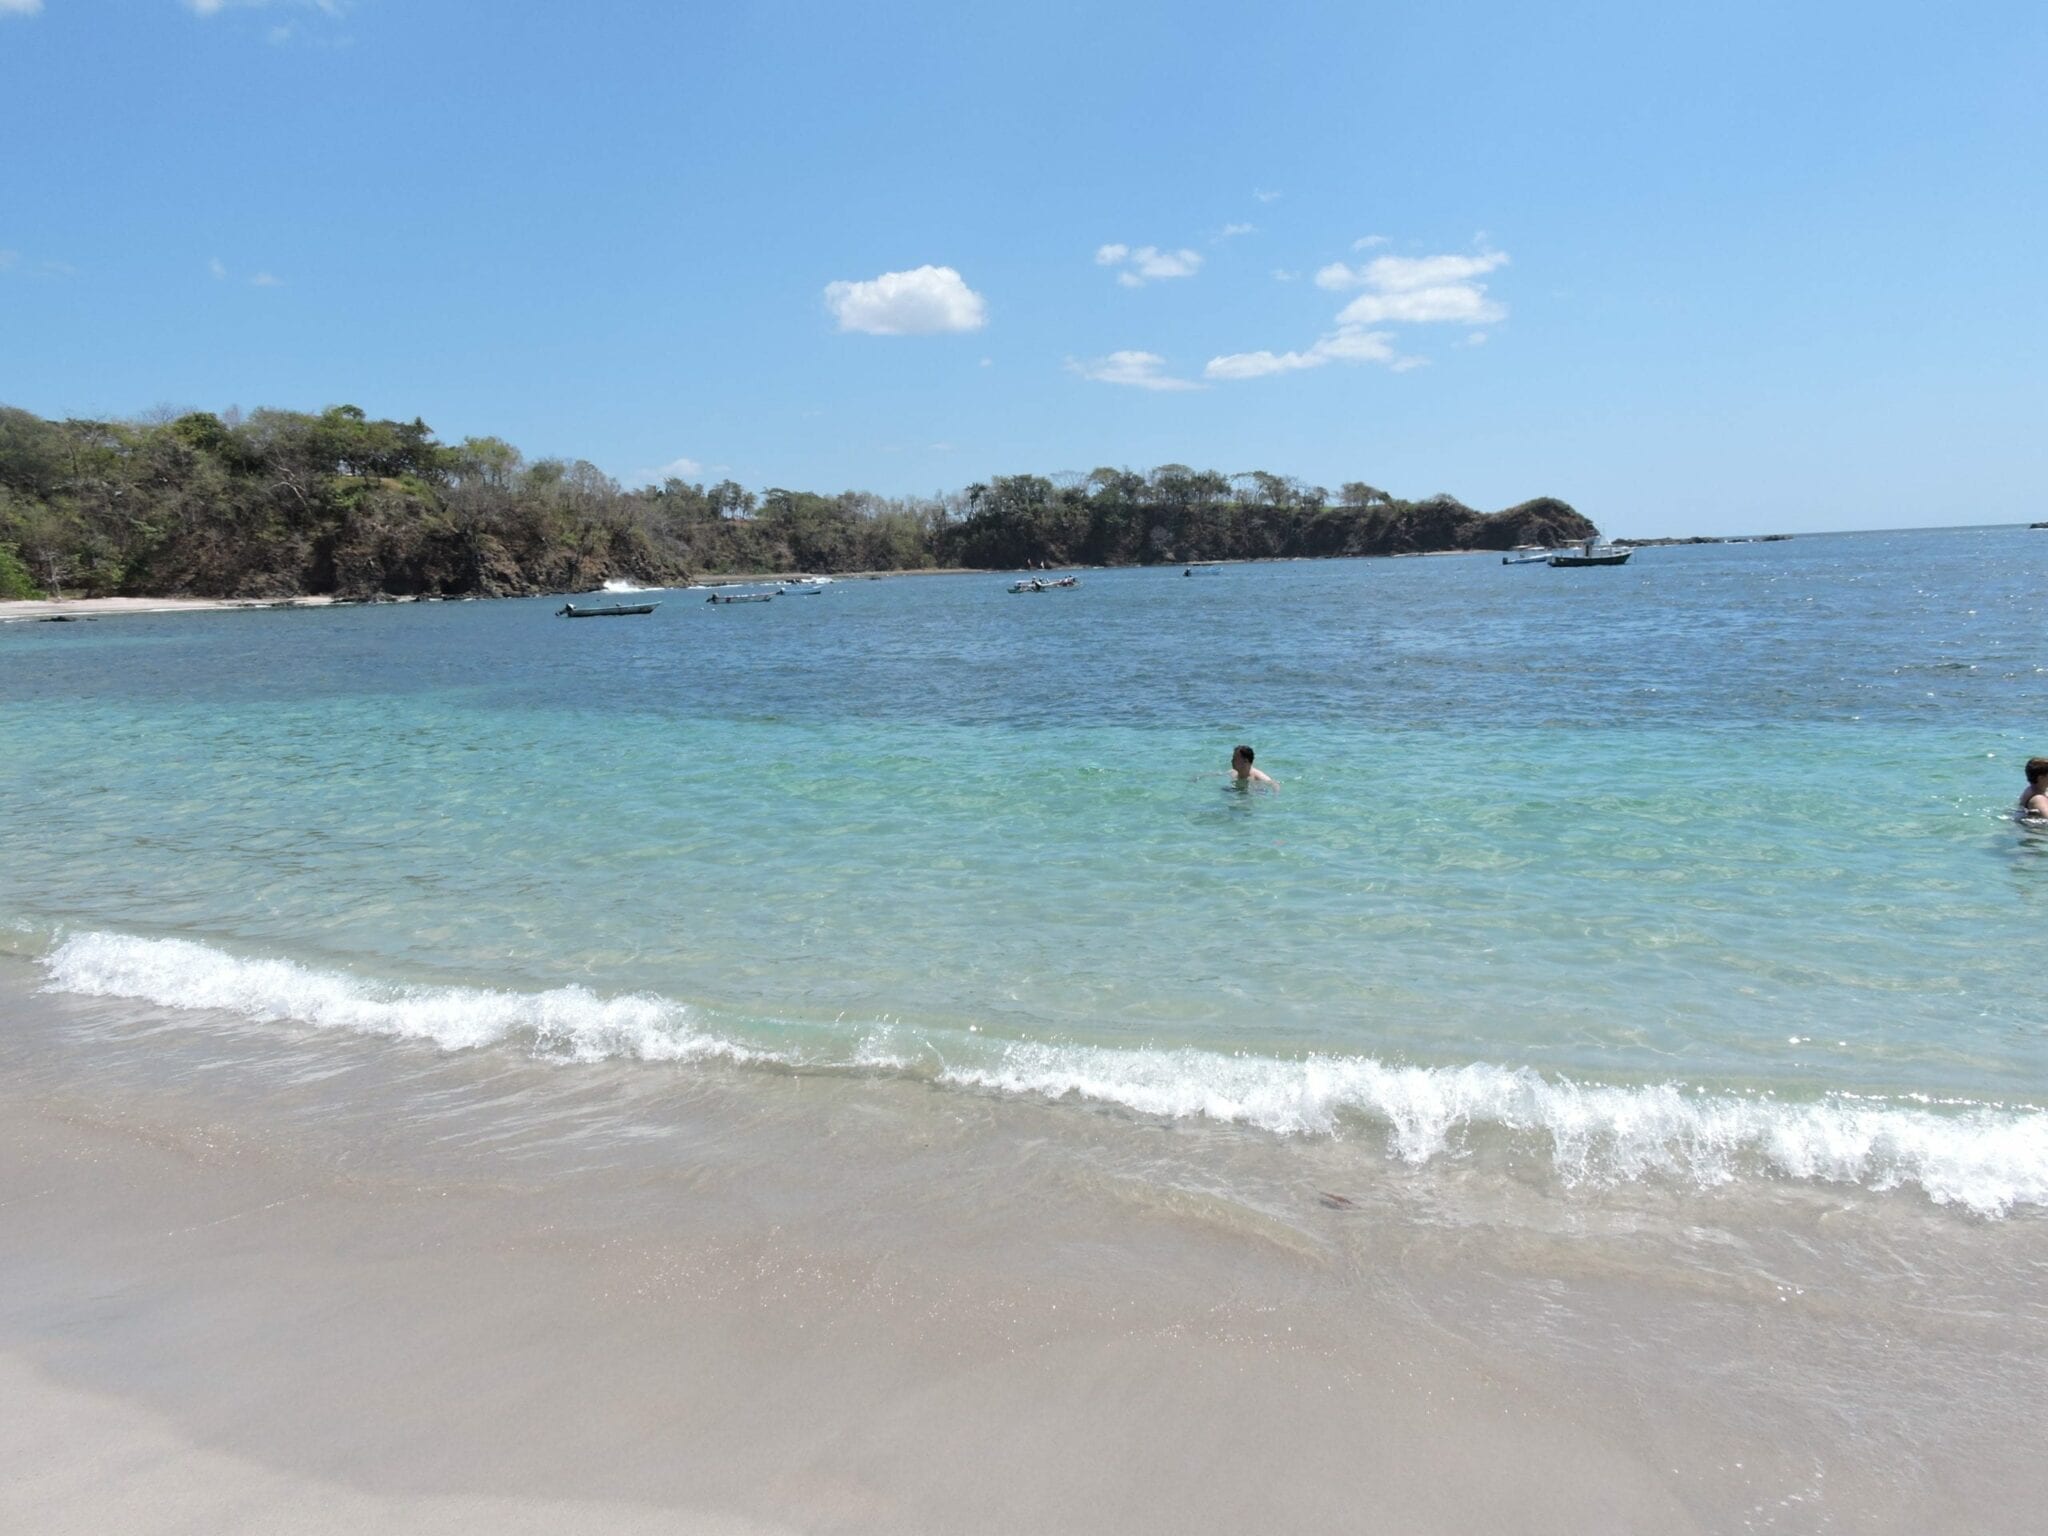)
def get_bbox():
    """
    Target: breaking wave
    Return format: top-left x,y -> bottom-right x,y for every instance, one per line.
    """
37,930 -> 2048,1217
42,930 -> 776,1066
